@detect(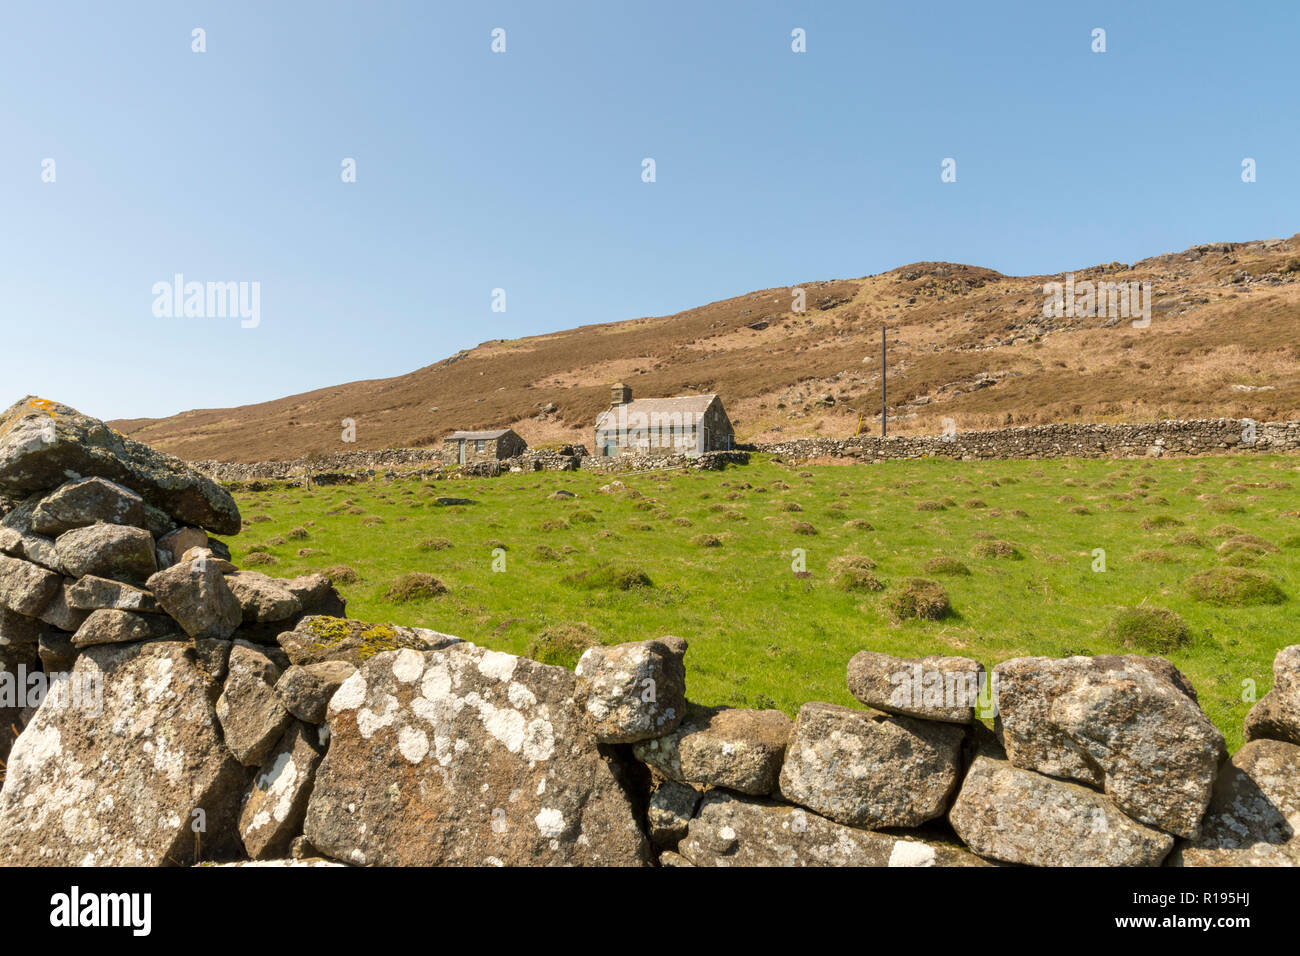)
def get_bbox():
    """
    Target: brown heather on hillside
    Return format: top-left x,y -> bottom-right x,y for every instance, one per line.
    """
113,234 -> 1300,463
